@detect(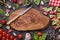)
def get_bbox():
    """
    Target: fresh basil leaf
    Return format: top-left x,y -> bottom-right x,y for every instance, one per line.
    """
43,0 -> 47,3
24,0 -> 30,6
47,7 -> 53,12
56,7 -> 60,12
34,32 -> 39,40
44,7 -> 47,11
6,26 -> 10,29
57,24 -> 60,28
52,19 -> 59,25
49,15 -> 54,18
0,24 -> 3,27
57,13 -> 60,18
0,8 -> 5,14
14,3 -> 19,8
39,37 -> 43,40
41,33 -> 47,40
5,13 -> 9,17
34,0 -> 40,5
